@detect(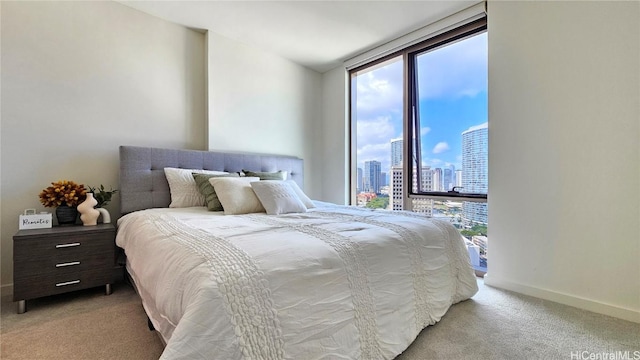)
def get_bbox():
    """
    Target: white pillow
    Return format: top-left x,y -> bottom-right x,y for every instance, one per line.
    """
164,167 -> 229,208
209,177 -> 264,215
251,181 -> 307,215
285,180 -> 315,209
